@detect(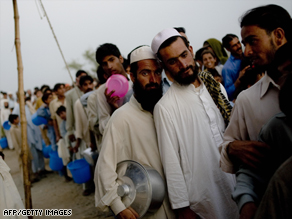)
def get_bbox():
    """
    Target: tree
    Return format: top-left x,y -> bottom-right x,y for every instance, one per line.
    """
67,49 -> 98,78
